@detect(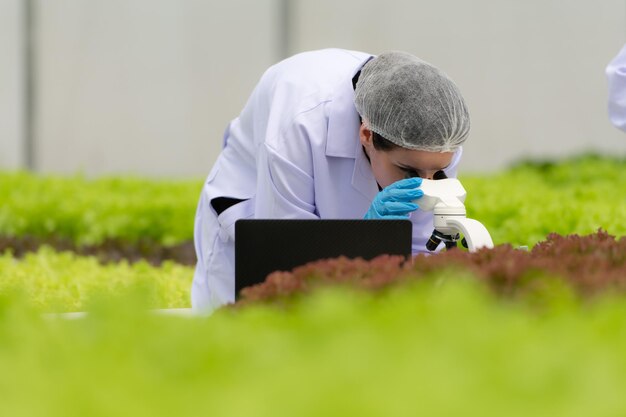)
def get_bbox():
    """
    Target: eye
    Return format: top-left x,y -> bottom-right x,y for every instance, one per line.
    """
402,168 -> 420,179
